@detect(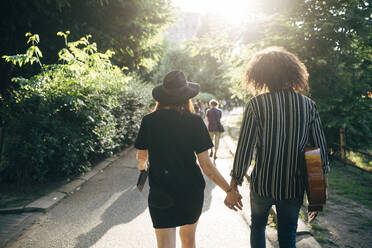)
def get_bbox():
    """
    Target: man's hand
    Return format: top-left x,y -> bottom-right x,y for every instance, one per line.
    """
308,211 -> 318,222
230,177 -> 238,190
224,190 -> 243,211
